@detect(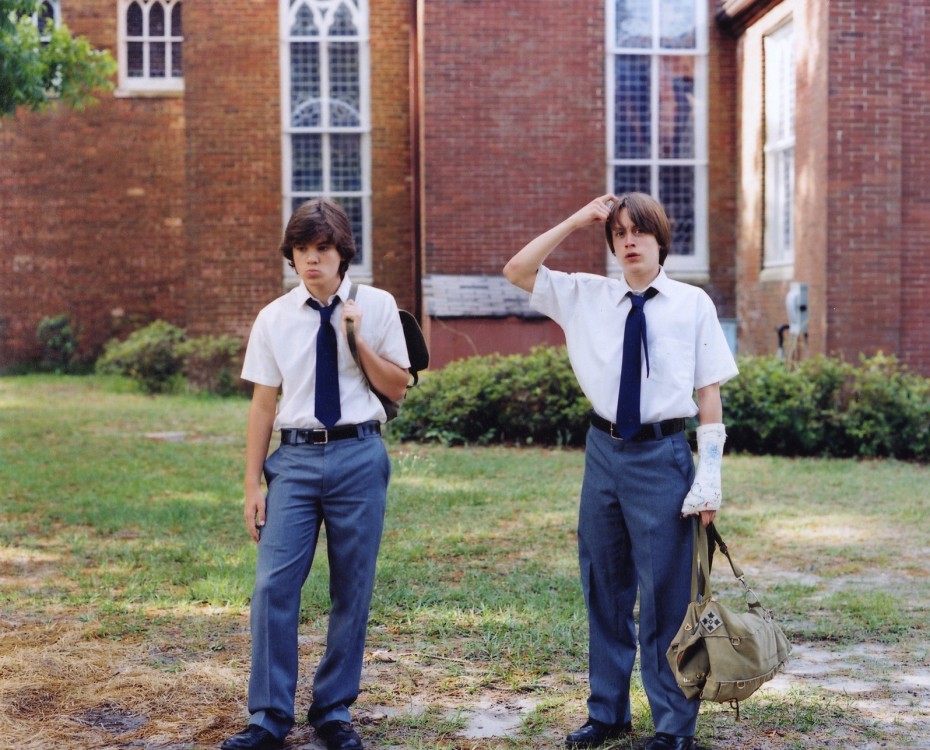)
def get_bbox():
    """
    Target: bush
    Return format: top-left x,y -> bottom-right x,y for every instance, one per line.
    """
393,346 -> 930,460
390,345 -> 591,446
36,314 -> 79,372
724,353 -> 930,460
178,334 -> 243,396
96,320 -> 186,394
